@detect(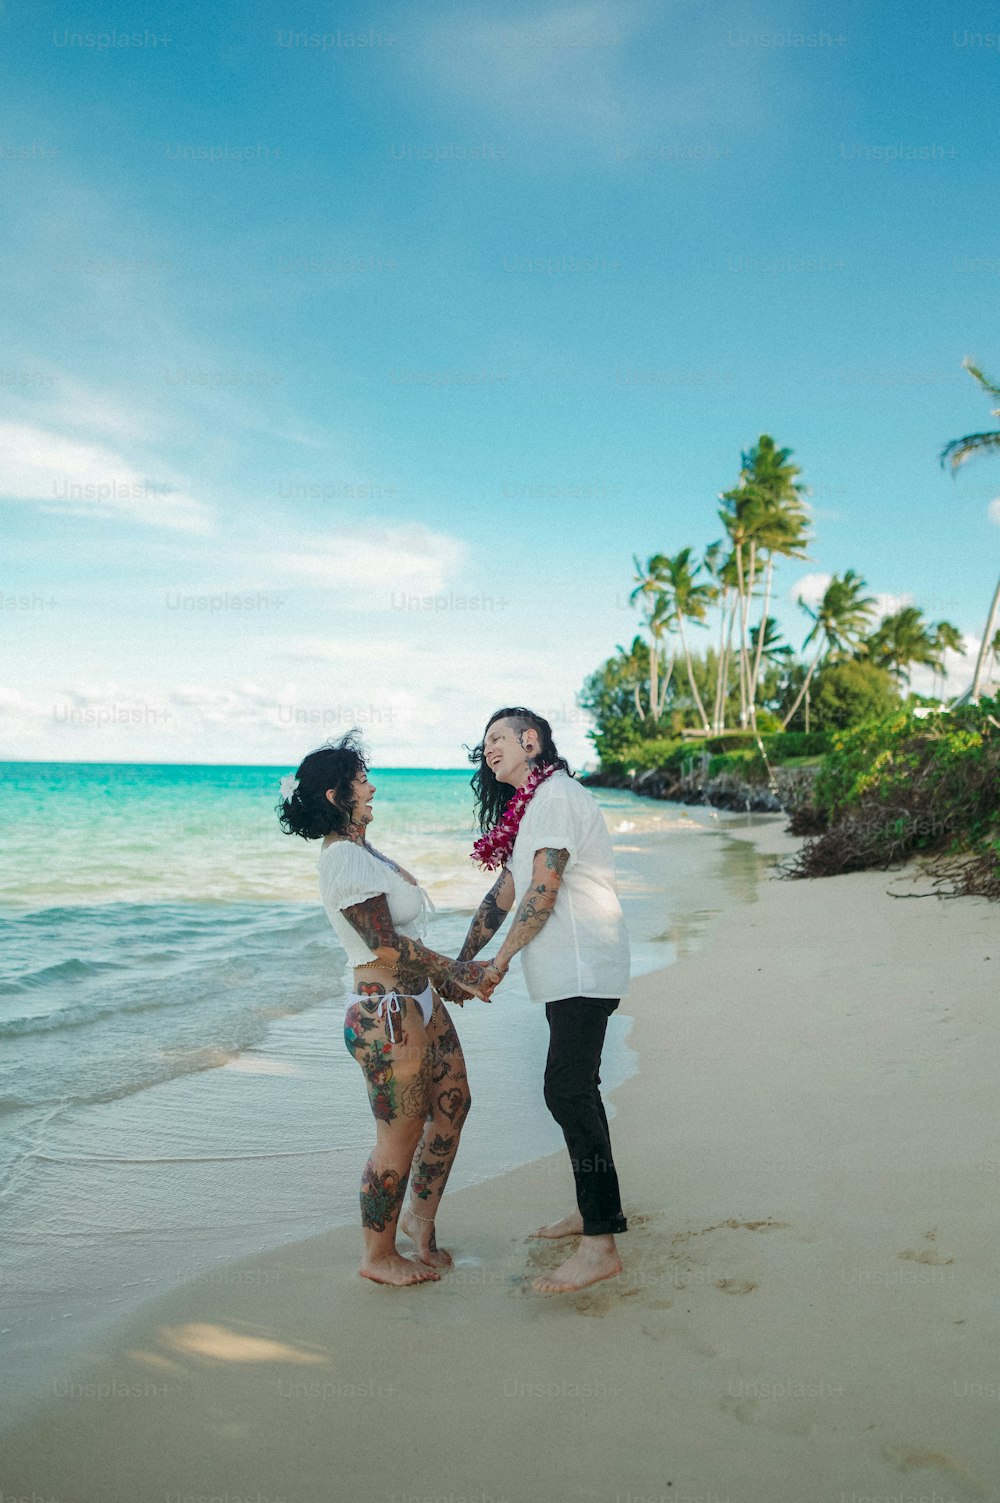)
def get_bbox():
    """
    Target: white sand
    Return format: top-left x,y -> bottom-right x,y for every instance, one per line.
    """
3,818 -> 998,1502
